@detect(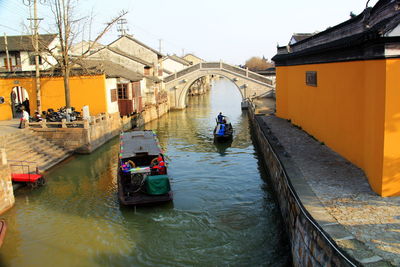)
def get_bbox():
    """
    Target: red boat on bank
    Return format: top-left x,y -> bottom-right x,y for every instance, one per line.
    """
9,160 -> 45,188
